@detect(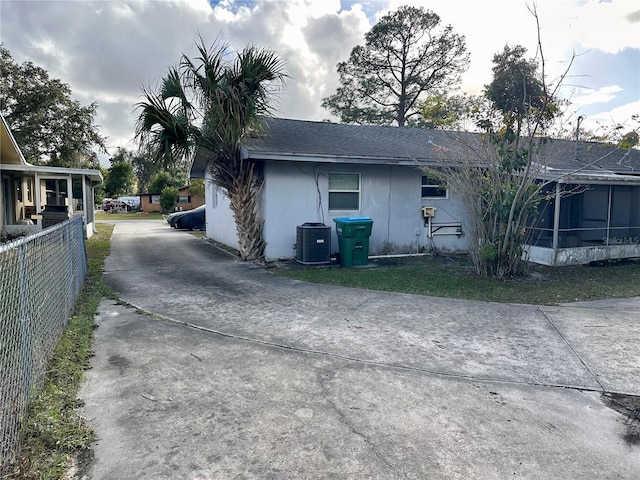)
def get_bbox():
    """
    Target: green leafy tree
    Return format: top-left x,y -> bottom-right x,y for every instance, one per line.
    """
482,44 -> 559,146
160,186 -> 179,212
130,144 -> 188,193
420,93 -> 474,130
105,161 -> 136,198
188,178 -> 205,197
166,166 -> 188,190
147,171 -> 185,193
131,146 -> 159,193
94,166 -> 109,205
579,115 -> 640,148
426,9 -> 568,279
322,6 -> 469,127
0,45 -> 106,167
108,146 -> 134,167
618,129 -> 639,149
478,42 -> 562,275
148,172 -> 172,193
135,38 -> 286,260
